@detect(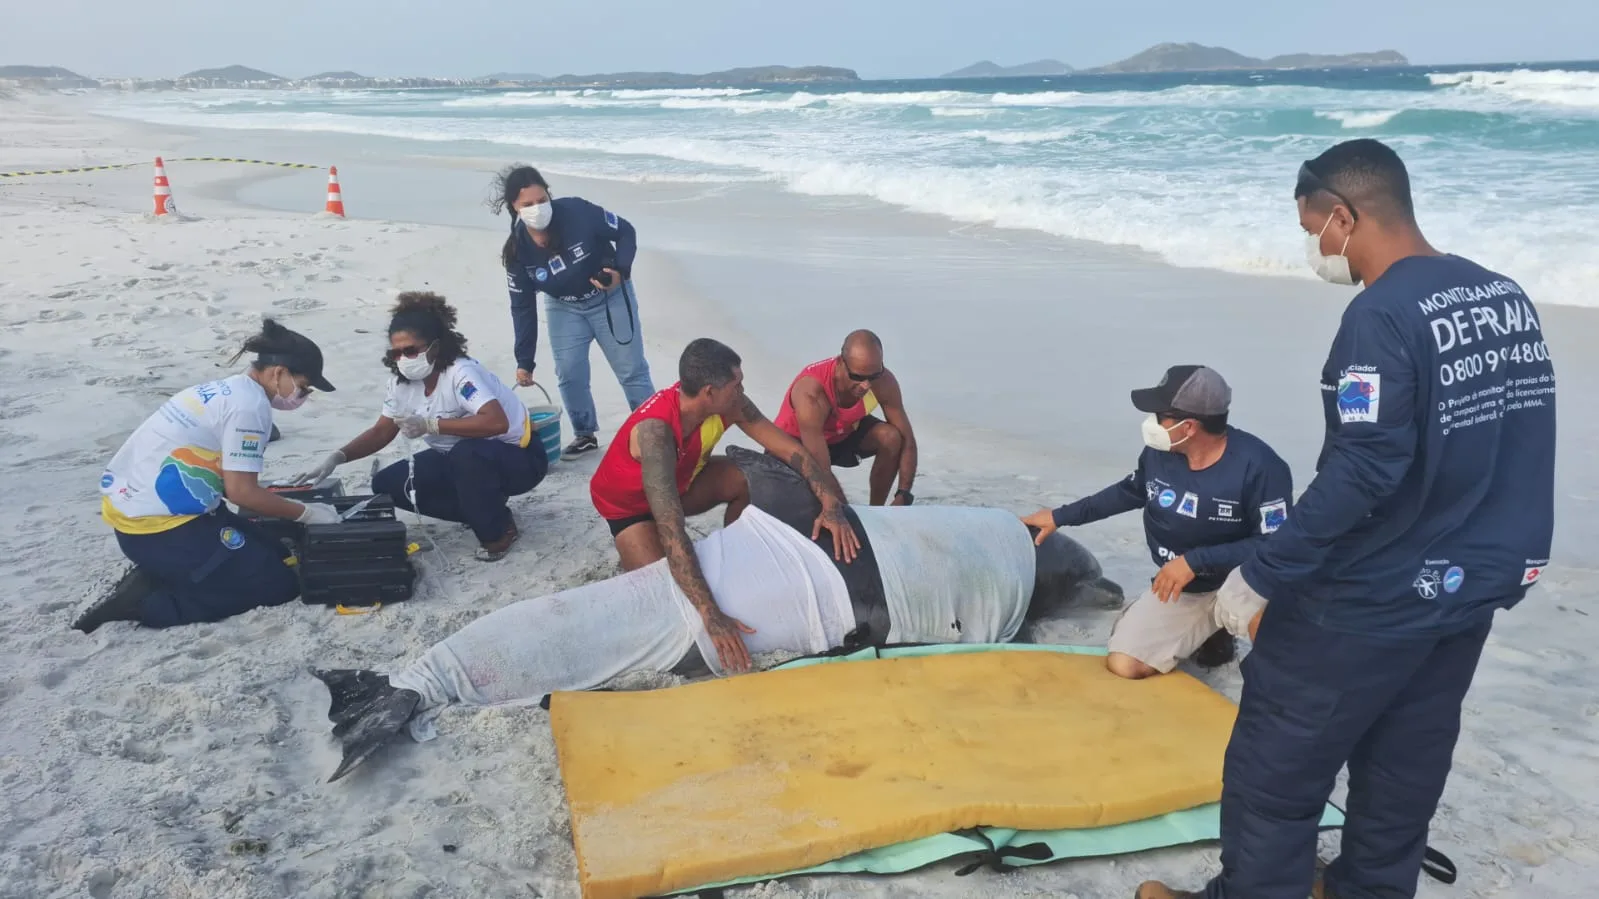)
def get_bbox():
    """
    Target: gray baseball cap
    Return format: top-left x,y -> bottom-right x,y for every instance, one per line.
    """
1130,365 -> 1231,417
